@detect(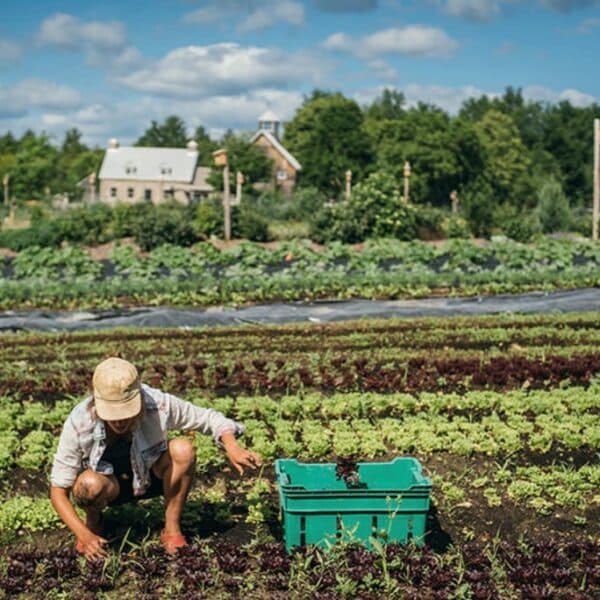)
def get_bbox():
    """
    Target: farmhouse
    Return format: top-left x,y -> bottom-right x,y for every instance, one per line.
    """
98,139 -> 213,206
97,112 -> 301,204
251,110 -> 301,194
